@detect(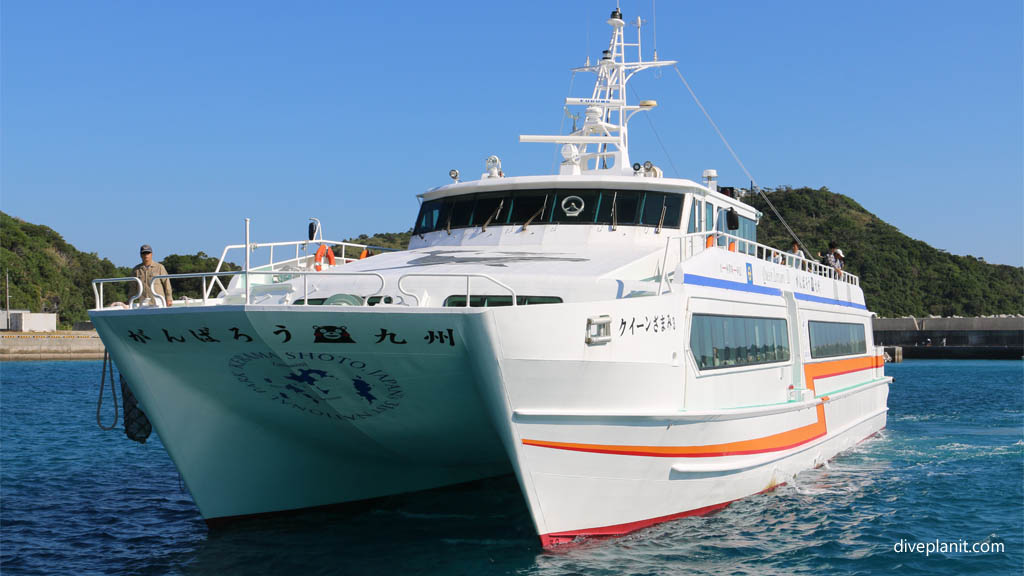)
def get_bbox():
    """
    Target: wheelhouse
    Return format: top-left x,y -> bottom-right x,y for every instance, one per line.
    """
413,184 -> 760,249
